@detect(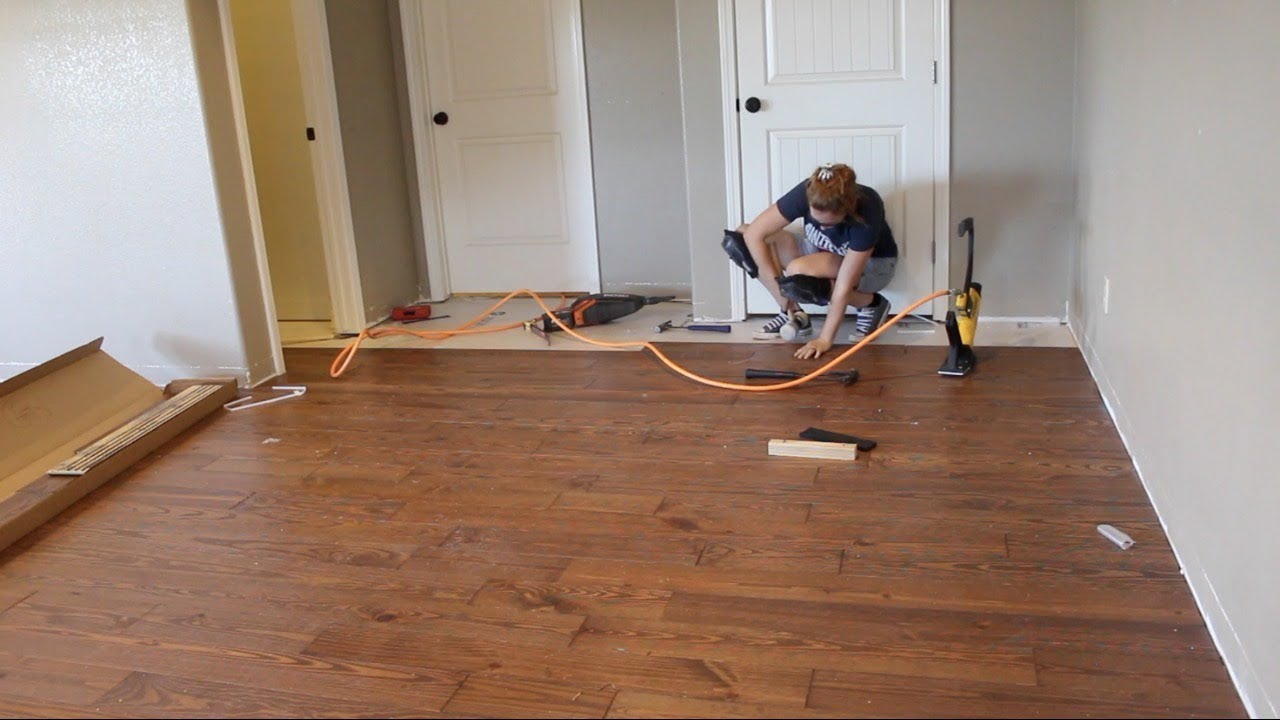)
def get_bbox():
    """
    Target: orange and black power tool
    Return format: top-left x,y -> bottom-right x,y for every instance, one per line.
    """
529,293 -> 675,335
